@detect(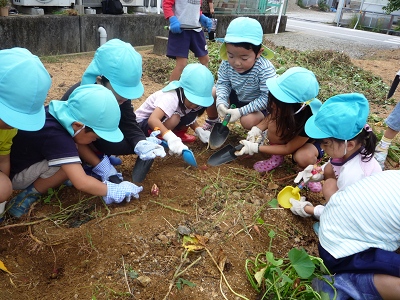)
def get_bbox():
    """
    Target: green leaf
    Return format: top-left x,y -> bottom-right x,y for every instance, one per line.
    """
176,277 -> 196,290
268,230 -> 276,239
254,266 -> 267,286
256,217 -> 264,225
268,198 -> 279,208
265,252 -> 283,266
288,248 -> 315,279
